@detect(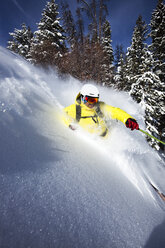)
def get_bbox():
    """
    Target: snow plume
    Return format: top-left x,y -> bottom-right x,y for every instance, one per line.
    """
0,46 -> 165,248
